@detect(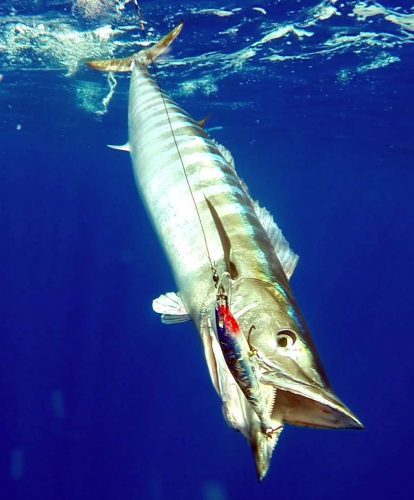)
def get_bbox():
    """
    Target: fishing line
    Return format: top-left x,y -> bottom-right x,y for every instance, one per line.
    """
150,64 -> 218,282
131,0 -> 145,30
134,2 -> 219,285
